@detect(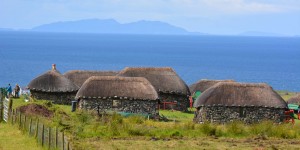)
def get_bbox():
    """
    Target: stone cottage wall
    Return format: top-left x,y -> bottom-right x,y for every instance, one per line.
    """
193,105 -> 285,124
30,91 -> 77,105
79,98 -> 158,116
159,93 -> 189,111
